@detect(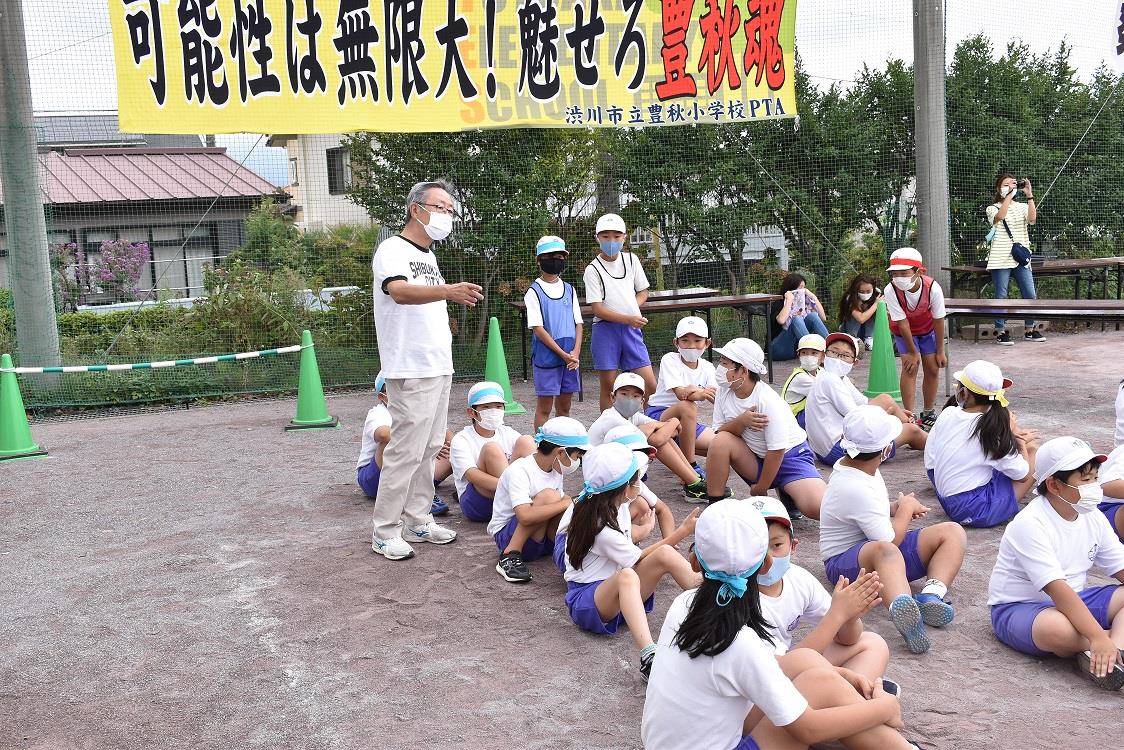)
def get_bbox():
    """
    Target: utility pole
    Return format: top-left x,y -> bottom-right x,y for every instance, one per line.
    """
913,0 -> 951,294
0,0 -> 61,366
